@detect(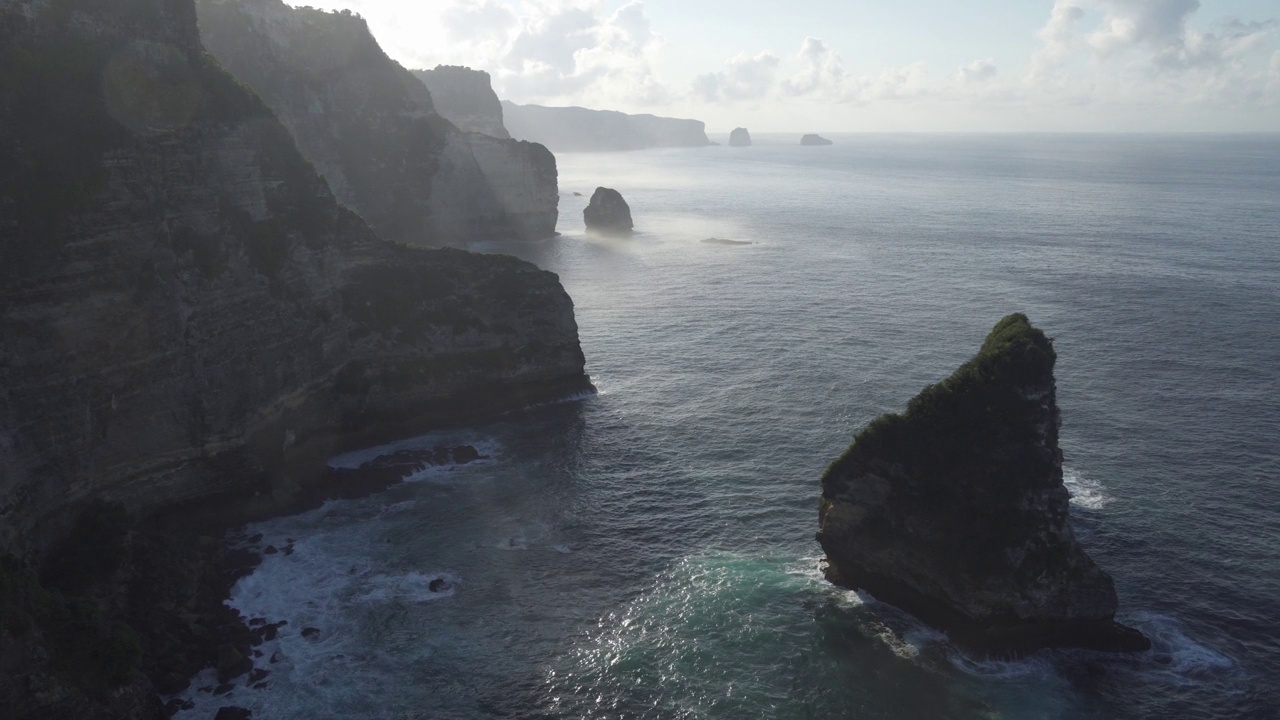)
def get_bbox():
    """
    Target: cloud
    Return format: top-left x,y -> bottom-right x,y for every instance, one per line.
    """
693,51 -> 781,102
781,37 -> 845,96
957,58 -> 998,84
846,62 -> 933,102
1033,0 -> 1277,73
1273,50 -> 1280,76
